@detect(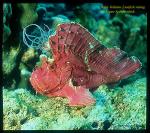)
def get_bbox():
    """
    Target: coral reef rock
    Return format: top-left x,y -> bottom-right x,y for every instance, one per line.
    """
81,3 -> 110,20
17,4 -> 38,29
3,3 -> 12,43
111,14 -> 147,69
3,78 -> 146,130
3,46 -> 20,75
